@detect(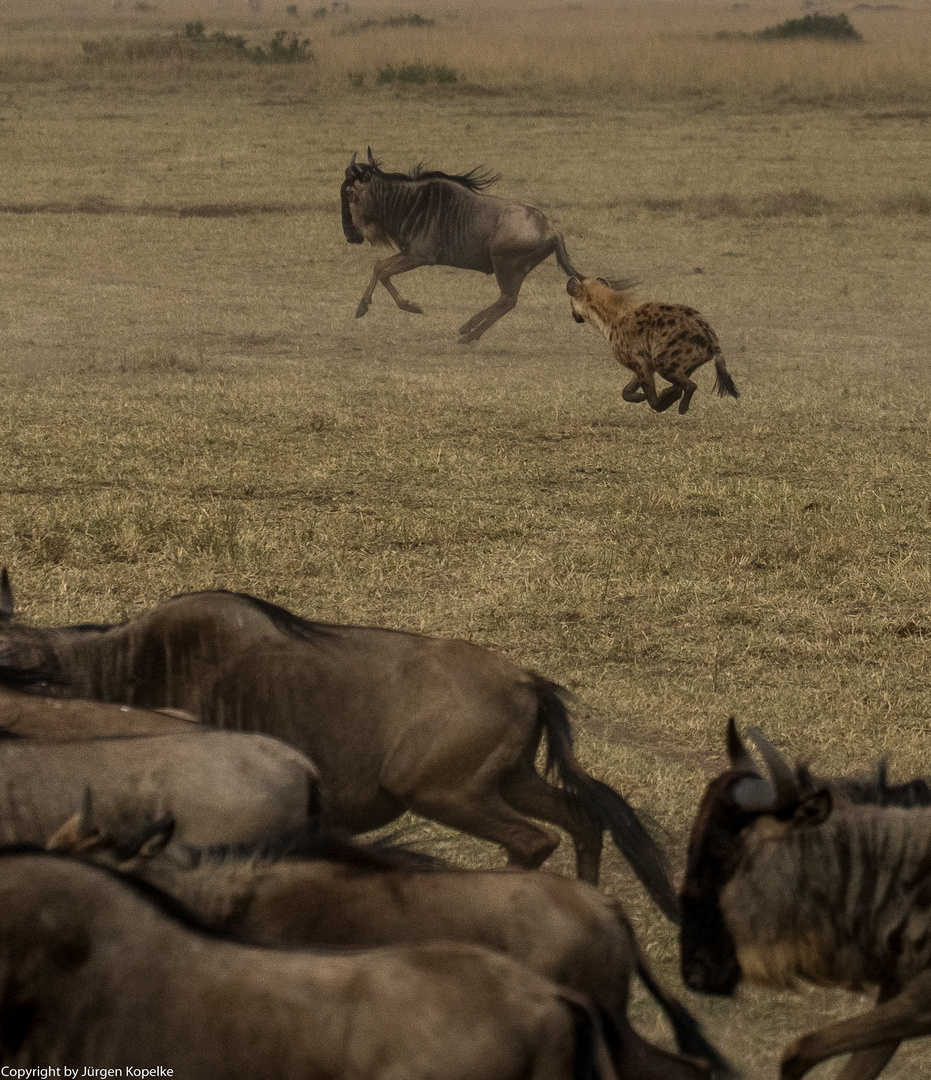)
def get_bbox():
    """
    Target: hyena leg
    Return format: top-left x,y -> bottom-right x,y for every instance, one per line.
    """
638,370 -> 681,412
621,376 -> 647,404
